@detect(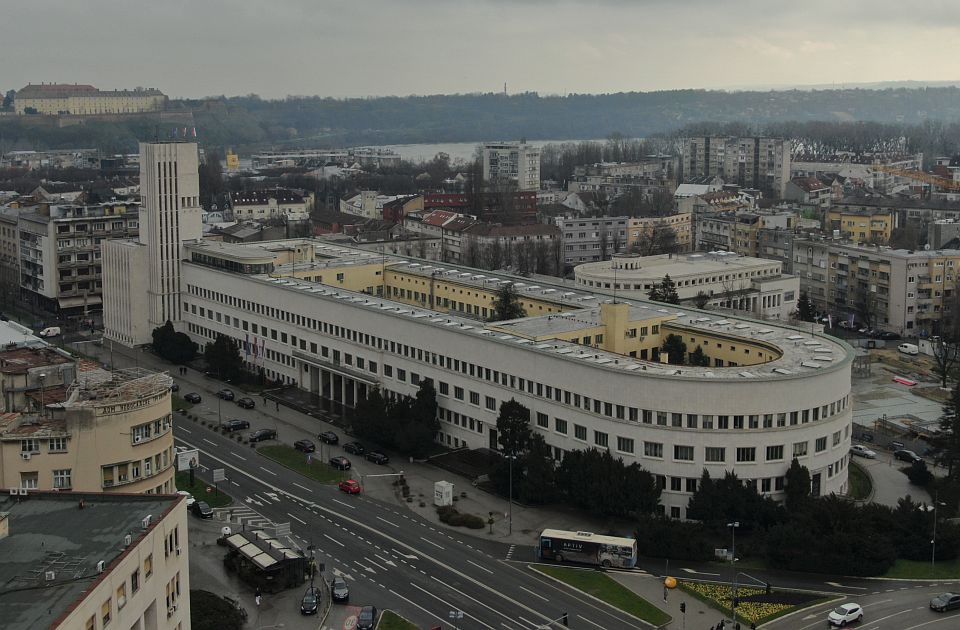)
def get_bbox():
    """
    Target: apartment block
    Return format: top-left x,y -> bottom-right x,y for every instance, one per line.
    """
482,141 -> 541,192
682,136 -> 791,198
